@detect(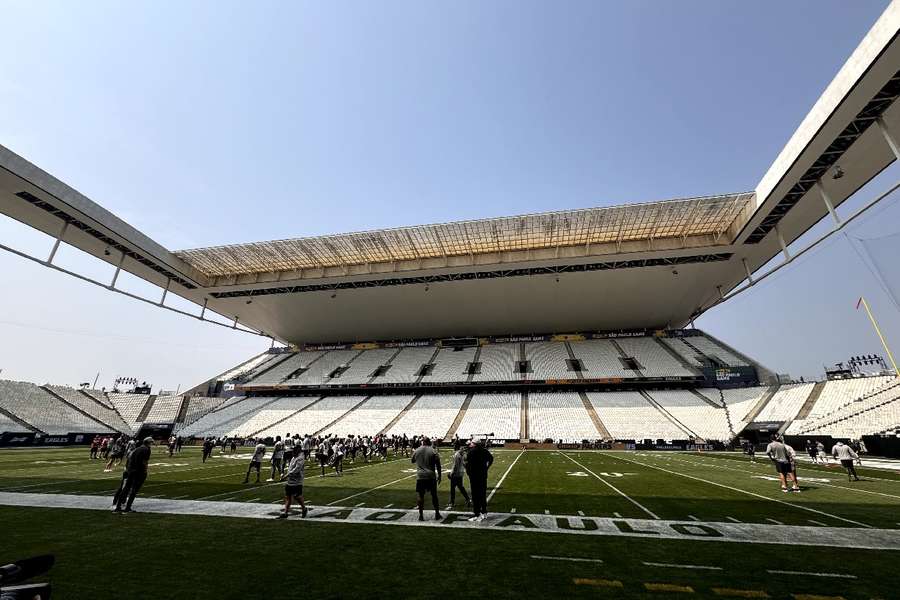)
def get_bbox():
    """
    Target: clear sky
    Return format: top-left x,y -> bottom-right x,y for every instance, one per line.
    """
2,0 -> 899,391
